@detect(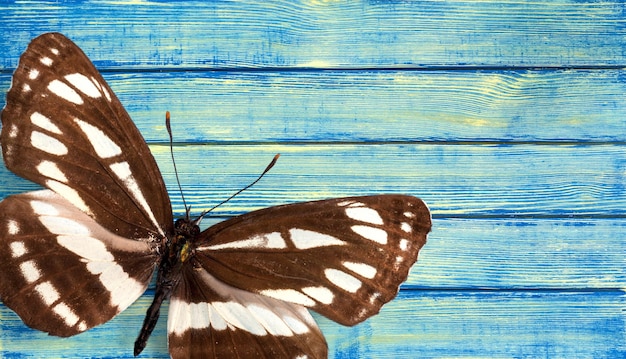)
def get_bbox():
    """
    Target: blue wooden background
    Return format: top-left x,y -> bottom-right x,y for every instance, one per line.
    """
1,1 -> 625,358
